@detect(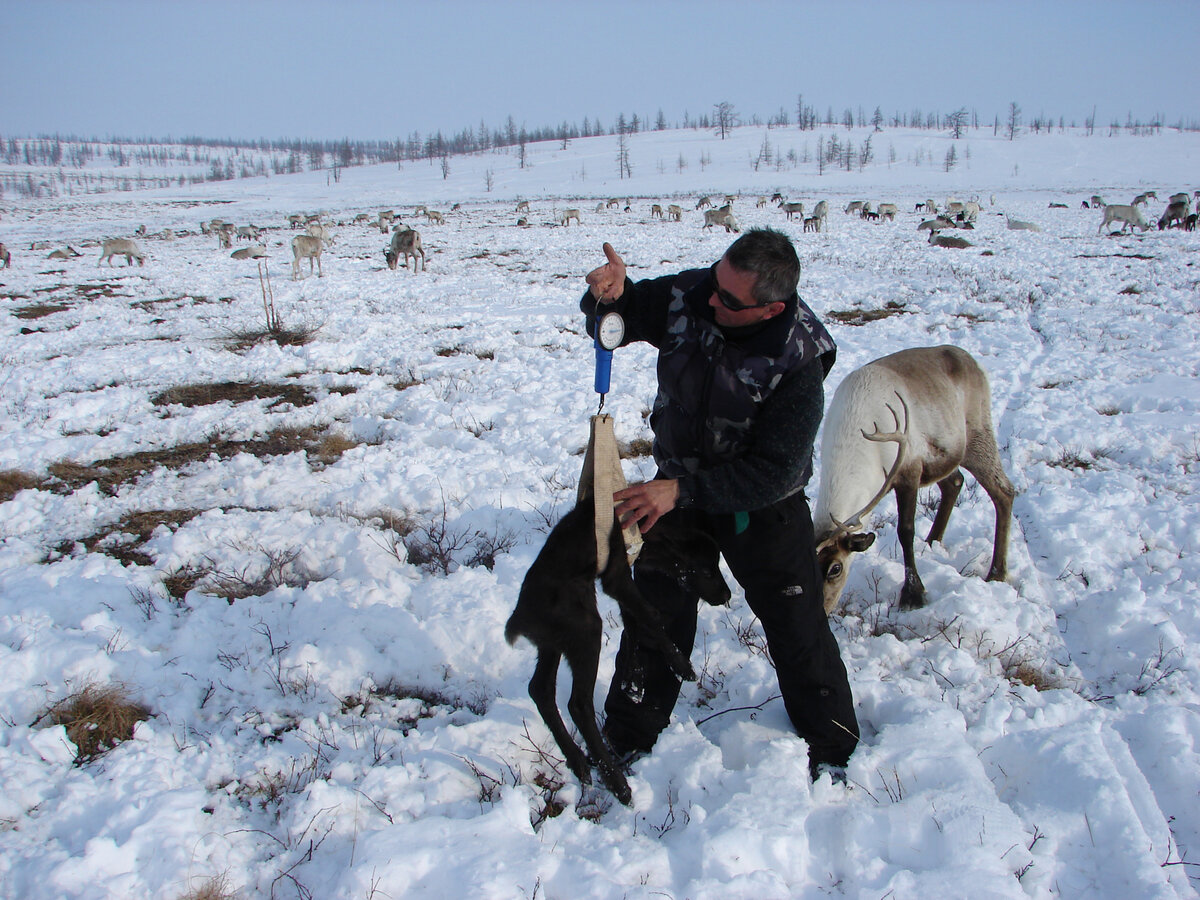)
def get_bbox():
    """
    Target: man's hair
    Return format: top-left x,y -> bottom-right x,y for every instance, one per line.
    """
724,227 -> 800,304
